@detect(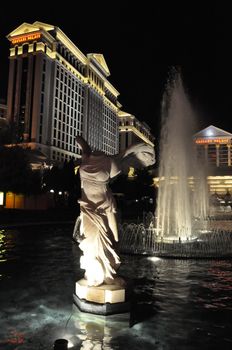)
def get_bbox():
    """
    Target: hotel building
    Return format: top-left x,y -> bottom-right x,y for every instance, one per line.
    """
194,125 -> 232,168
154,125 -> 232,194
118,111 -> 154,151
6,21 -> 120,162
194,125 -> 232,193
